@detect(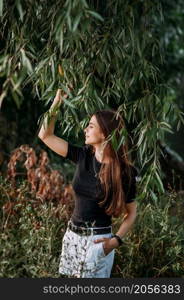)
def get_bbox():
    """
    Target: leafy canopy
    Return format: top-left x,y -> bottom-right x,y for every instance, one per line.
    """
0,0 -> 184,201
